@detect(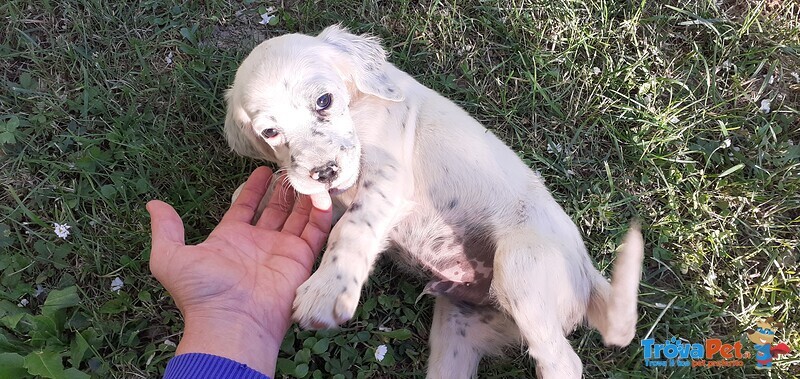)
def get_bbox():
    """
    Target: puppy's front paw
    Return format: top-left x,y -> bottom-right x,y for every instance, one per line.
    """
292,267 -> 361,329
